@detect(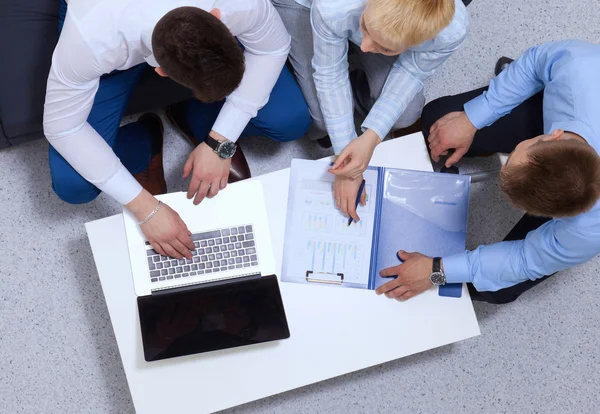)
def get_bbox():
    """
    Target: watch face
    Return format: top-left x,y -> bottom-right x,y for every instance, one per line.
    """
218,141 -> 237,159
430,272 -> 446,286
